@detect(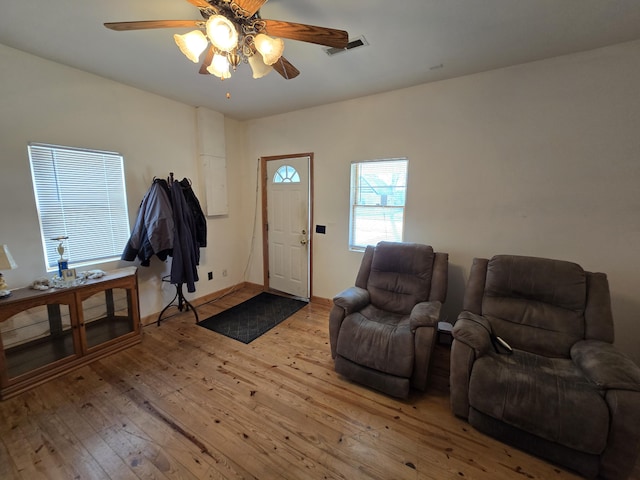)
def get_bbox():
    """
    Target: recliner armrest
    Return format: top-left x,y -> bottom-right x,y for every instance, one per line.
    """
409,301 -> 441,331
452,311 -> 493,357
571,340 -> 640,392
333,286 -> 370,315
